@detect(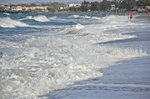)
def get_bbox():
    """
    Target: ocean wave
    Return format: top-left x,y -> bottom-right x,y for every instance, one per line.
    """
33,15 -> 50,22
0,14 -> 150,98
61,23 -> 85,35
70,15 -> 101,20
19,15 -> 56,22
100,15 -> 131,26
0,17 -> 29,28
71,15 -> 80,18
72,24 -> 84,30
80,15 -> 101,20
49,16 -> 57,20
3,13 -> 10,15
0,34 -> 148,98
